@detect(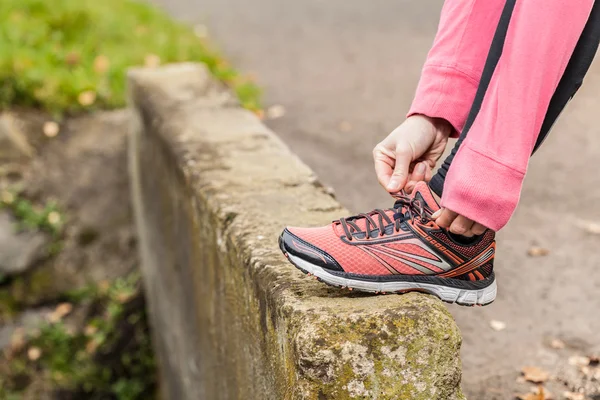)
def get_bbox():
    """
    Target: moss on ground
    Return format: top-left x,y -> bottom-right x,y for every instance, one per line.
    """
0,0 -> 261,115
